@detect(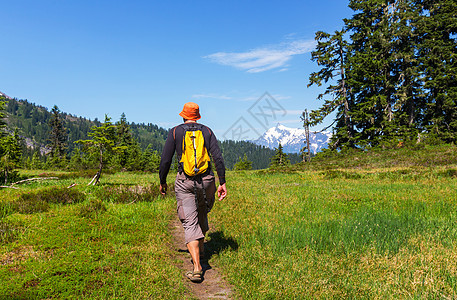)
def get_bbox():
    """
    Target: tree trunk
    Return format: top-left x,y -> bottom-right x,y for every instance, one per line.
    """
95,147 -> 103,185
339,46 -> 352,141
88,147 -> 103,185
303,109 -> 312,163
